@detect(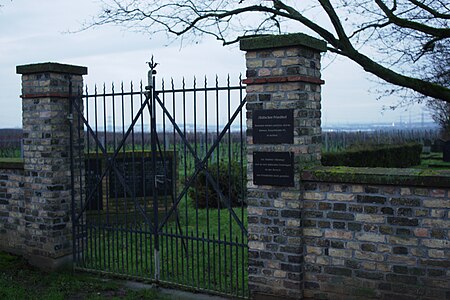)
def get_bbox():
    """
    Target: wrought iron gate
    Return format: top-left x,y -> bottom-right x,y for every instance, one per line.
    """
70,60 -> 248,298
